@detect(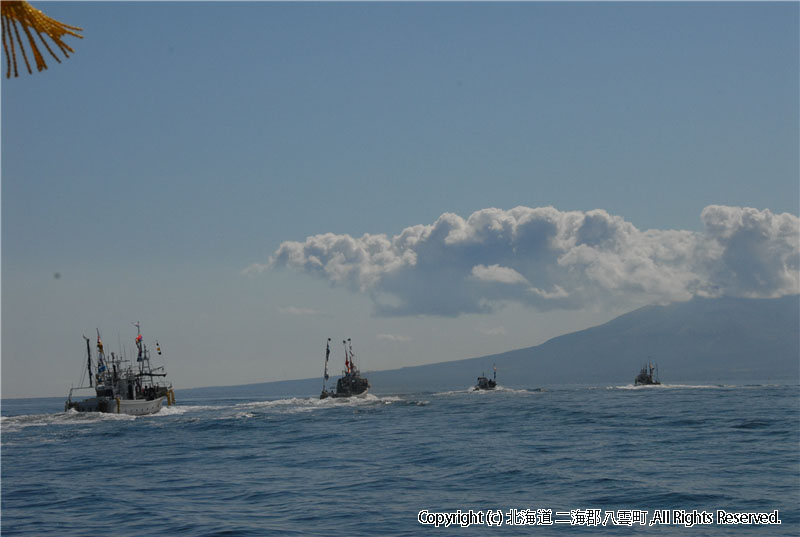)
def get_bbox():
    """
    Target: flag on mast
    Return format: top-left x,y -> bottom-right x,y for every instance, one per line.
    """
136,333 -> 143,362
95,330 -> 107,373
